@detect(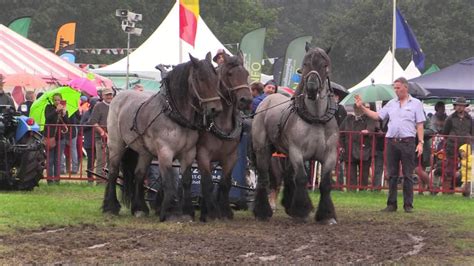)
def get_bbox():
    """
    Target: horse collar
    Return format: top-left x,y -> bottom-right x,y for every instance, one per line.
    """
293,93 -> 338,124
208,112 -> 242,140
